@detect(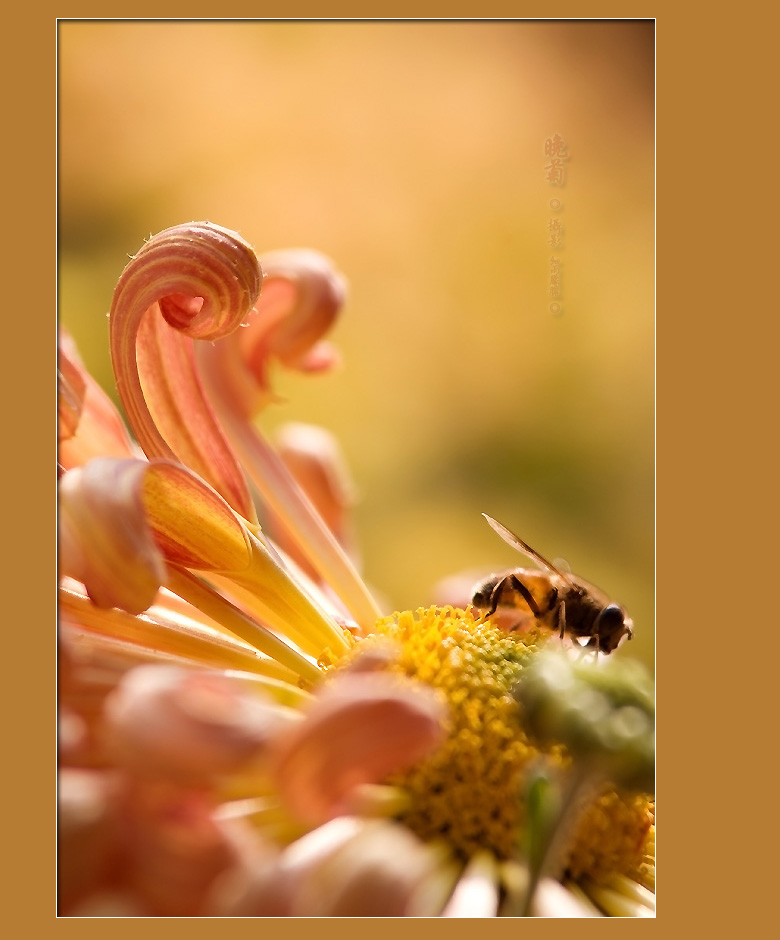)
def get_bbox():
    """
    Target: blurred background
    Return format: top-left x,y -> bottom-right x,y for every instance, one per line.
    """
58,20 -> 655,670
